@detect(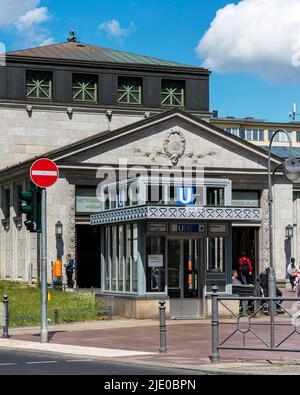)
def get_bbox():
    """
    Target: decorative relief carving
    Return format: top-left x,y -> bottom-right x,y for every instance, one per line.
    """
131,129 -> 216,165
163,129 -> 186,165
